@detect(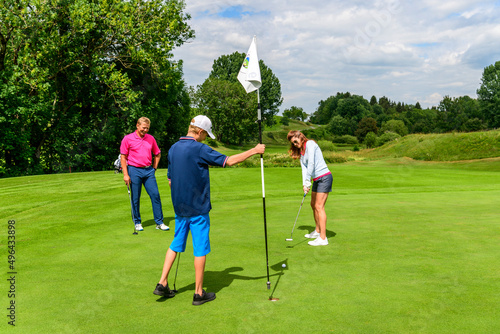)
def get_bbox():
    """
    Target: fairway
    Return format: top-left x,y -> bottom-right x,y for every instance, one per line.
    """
1,159 -> 499,333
